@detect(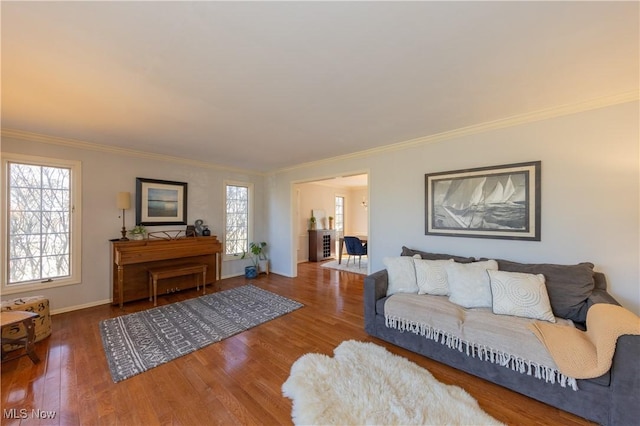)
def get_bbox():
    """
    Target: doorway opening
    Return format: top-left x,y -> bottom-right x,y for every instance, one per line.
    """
292,173 -> 369,275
